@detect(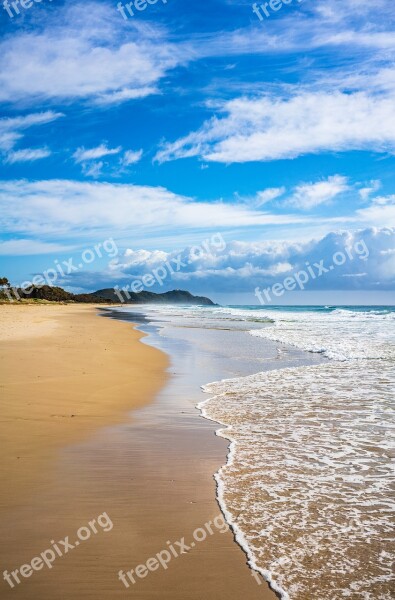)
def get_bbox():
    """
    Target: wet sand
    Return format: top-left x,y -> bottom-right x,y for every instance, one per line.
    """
0,305 -> 277,599
0,304 -> 168,505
